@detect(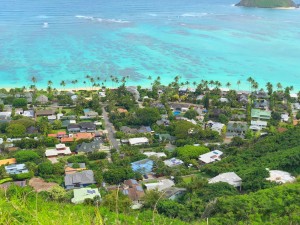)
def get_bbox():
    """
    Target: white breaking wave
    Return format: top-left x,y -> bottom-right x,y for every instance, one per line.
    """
181,12 -> 208,17
43,22 -> 49,28
75,15 -> 130,24
147,13 -> 157,17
